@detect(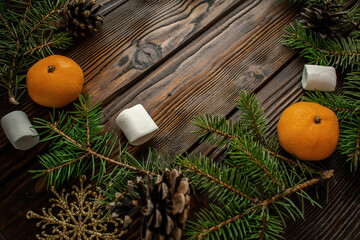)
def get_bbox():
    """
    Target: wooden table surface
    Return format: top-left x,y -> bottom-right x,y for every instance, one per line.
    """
1,0 -> 360,239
